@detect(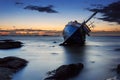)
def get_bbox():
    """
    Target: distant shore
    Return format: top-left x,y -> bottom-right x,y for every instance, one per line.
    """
90,31 -> 120,36
0,32 -> 120,37
0,29 -> 120,36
